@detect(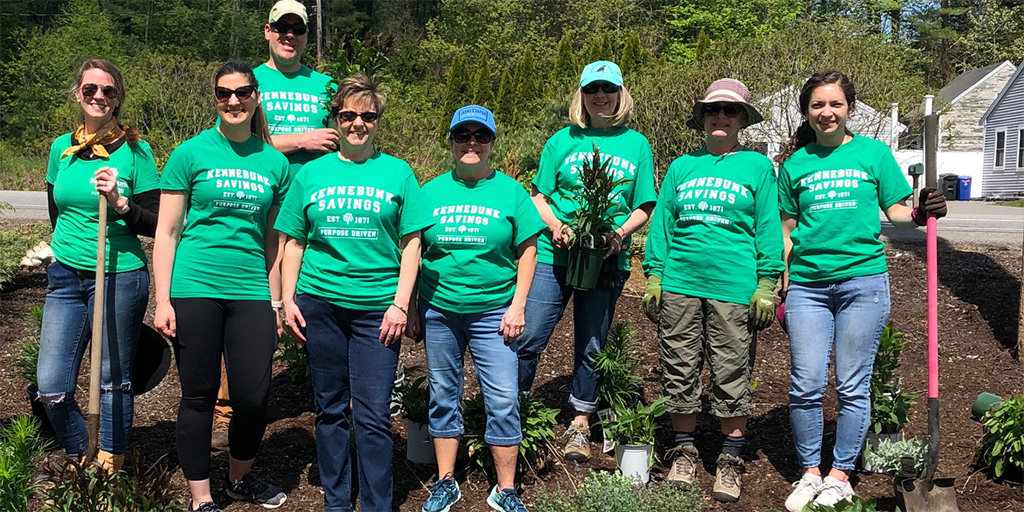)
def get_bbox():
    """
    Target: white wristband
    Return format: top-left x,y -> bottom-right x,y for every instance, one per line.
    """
271,300 -> 283,309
